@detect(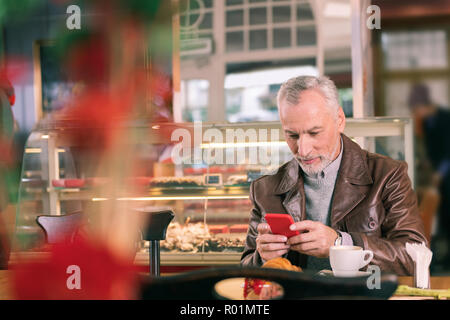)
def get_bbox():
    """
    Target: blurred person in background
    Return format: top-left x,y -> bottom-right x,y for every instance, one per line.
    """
409,83 -> 450,271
